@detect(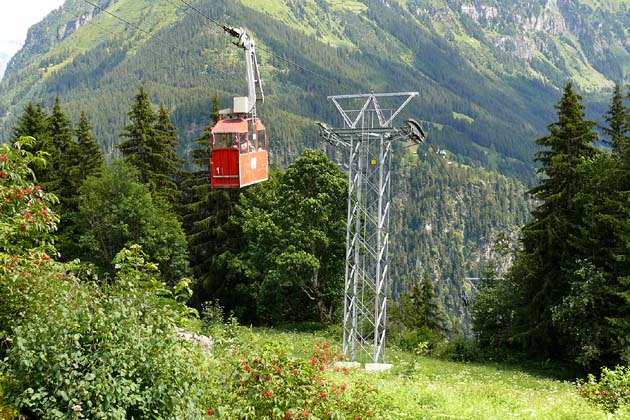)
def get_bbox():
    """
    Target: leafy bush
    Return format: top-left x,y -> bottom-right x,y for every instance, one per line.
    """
2,247 -> 206,419
208,341 -> 378,419
0,138 -> 61,342
577,365 -> 630,412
